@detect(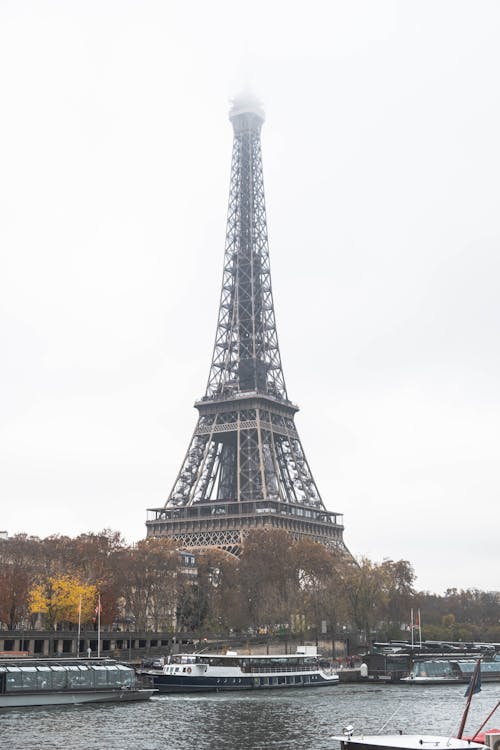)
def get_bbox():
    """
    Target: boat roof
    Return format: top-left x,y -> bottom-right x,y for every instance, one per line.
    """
0,657 -> 132,672
177,651 -> 319,660
0,663 -> 132,673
